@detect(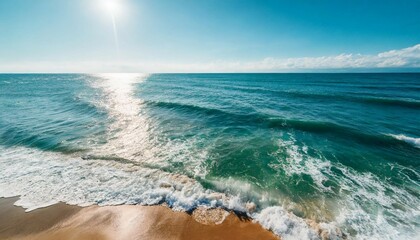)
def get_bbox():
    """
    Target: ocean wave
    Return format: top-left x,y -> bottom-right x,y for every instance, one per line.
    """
145,100 -> 231,117
2,137 -> 418,240
0,146 -> 226,212
255,207 -> 321,240
215,85 -> 420,109
0,125 -> 88,153
62,95 -> 107,117
0,146 -> 340,240
144,100 -> 418,149
388,134 -> 420,148
362,97 -> 420,108
281,91 -> 420,109
268,135 -> 420,240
